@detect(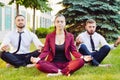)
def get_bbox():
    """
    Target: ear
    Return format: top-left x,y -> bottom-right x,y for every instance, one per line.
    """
85,25 -> 87,30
